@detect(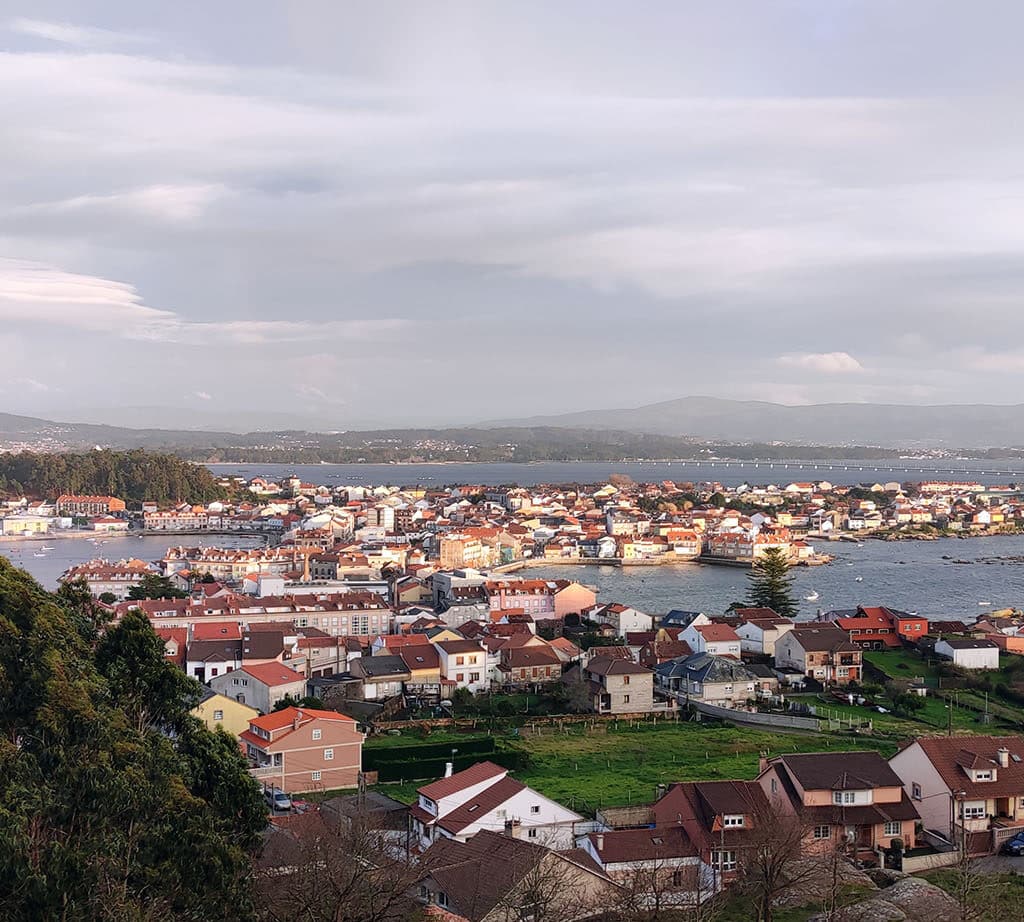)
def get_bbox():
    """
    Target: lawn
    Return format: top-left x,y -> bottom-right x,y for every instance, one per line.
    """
368,721 -> 898,813
864,649 -> 940,681
812,694 -> 981,735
